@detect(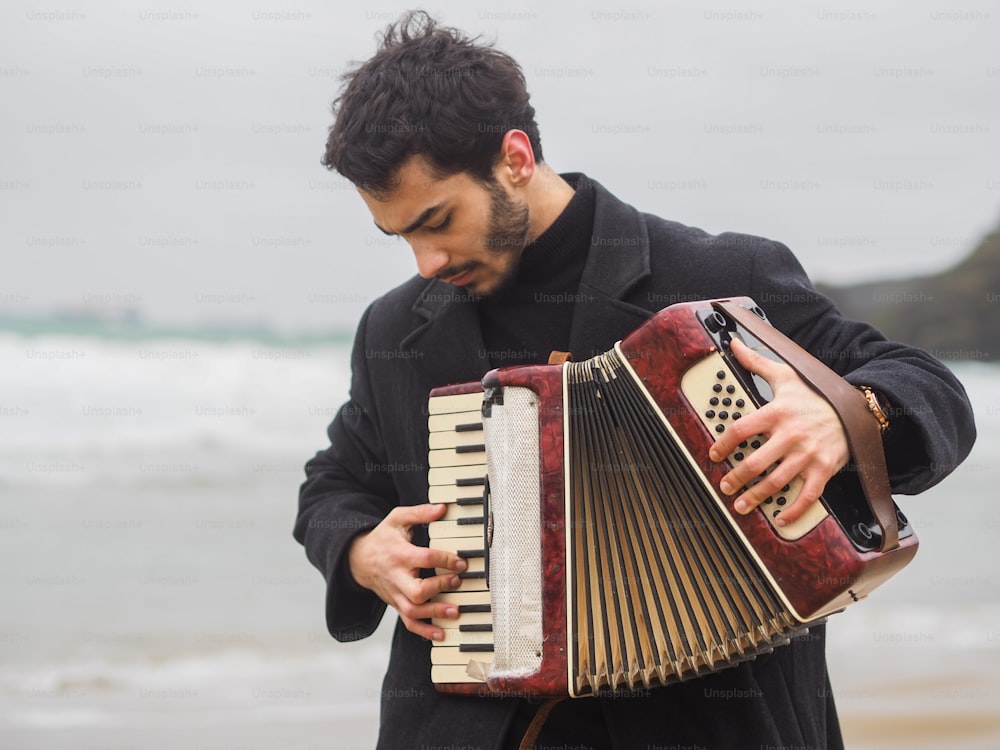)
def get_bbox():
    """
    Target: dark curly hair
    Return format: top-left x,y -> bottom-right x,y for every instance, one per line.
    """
322,10 -> 544,195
